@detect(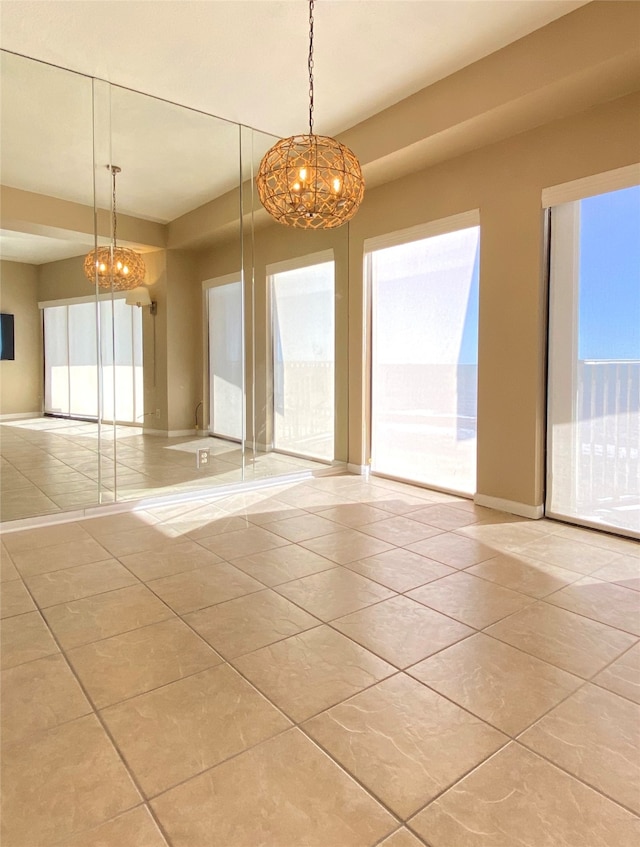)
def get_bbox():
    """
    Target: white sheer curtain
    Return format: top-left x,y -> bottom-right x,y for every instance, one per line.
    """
271,260 -> 335,461
208,281 -> 243,441
369,225 -> 480,494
